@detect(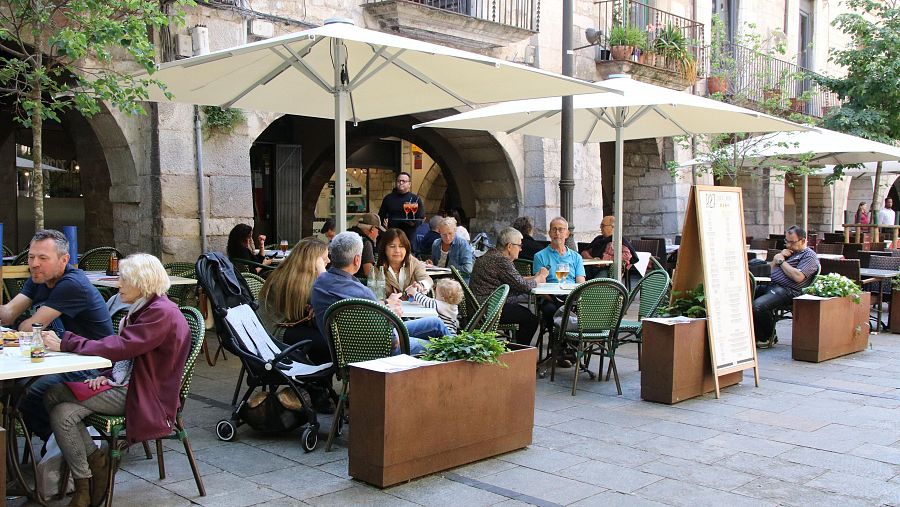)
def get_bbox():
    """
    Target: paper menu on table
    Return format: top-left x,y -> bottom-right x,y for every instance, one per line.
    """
350,354 -> 438,373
